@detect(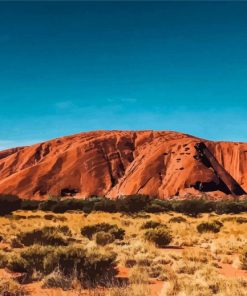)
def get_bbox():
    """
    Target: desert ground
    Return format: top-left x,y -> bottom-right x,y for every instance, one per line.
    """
0,209 -> 247,296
